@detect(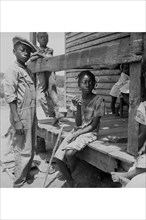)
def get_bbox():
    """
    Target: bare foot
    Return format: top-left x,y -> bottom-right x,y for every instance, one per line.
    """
111,172 -> 128,183
119,177 -> 130,187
